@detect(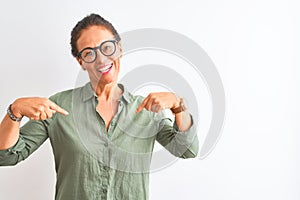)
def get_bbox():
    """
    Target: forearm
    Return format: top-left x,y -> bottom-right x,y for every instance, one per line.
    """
0,113 -> 21,150
174,110 -> 192,132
